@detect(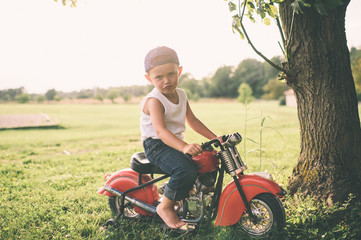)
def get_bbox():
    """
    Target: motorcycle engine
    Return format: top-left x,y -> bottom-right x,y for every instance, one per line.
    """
158,171 -> 217,219
184,173 -> 216,218
186,192 -> 213,218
